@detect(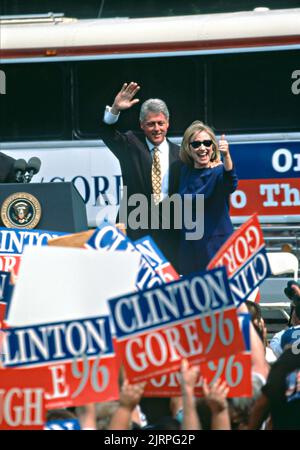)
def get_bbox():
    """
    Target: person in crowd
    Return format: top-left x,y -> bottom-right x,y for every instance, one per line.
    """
280,298 -> 300,352
75,404 -> 97,430
178,359 -> 231,430
248,347 -> 300,430
108,379 -> 146,430
99,81 -> 181,269
238,301 -> 270,381
202,378 -> 231,430
228,373 -> 266,429
270,281 -> 300,357
179,358 -> 201,430
245,300 -> 277,363
178,121 -> 238,274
